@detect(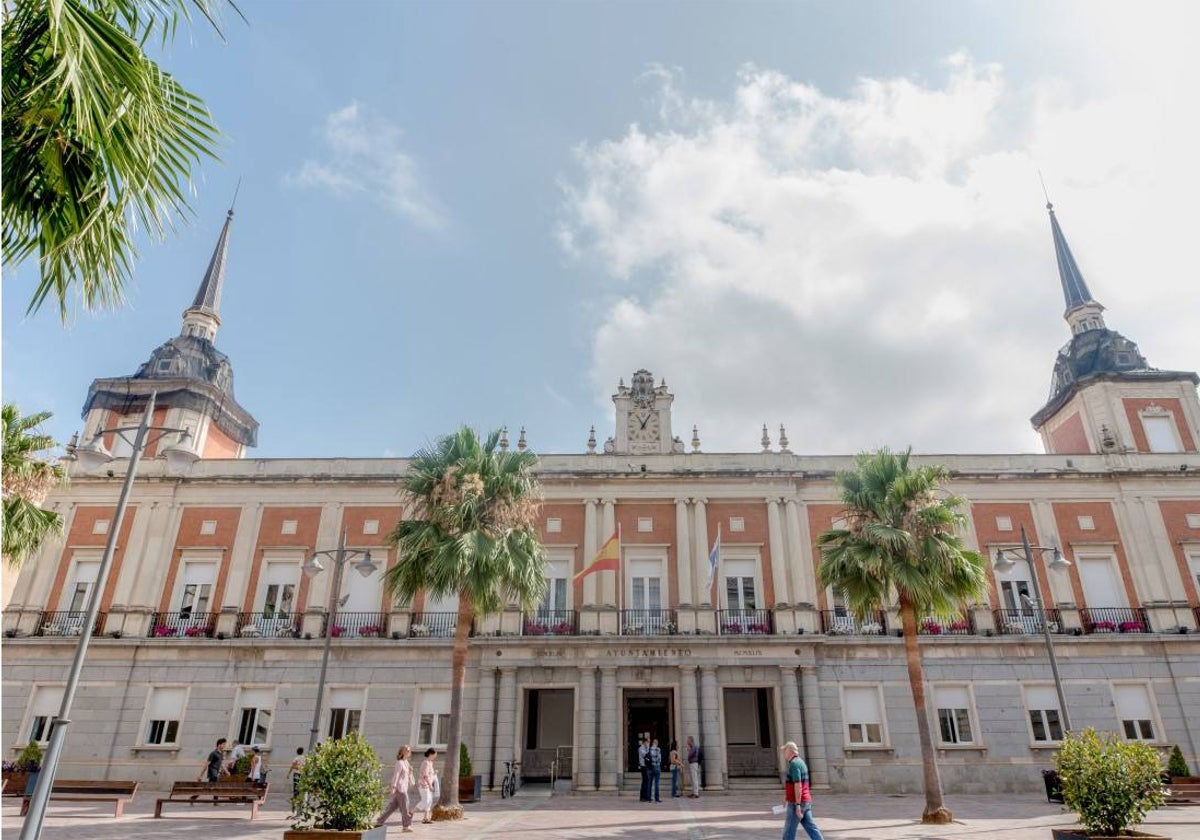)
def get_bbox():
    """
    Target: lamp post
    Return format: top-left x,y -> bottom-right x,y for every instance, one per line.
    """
20,392 -> 195,840
993,524 -> 1073,733
302,529 -> 377,752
